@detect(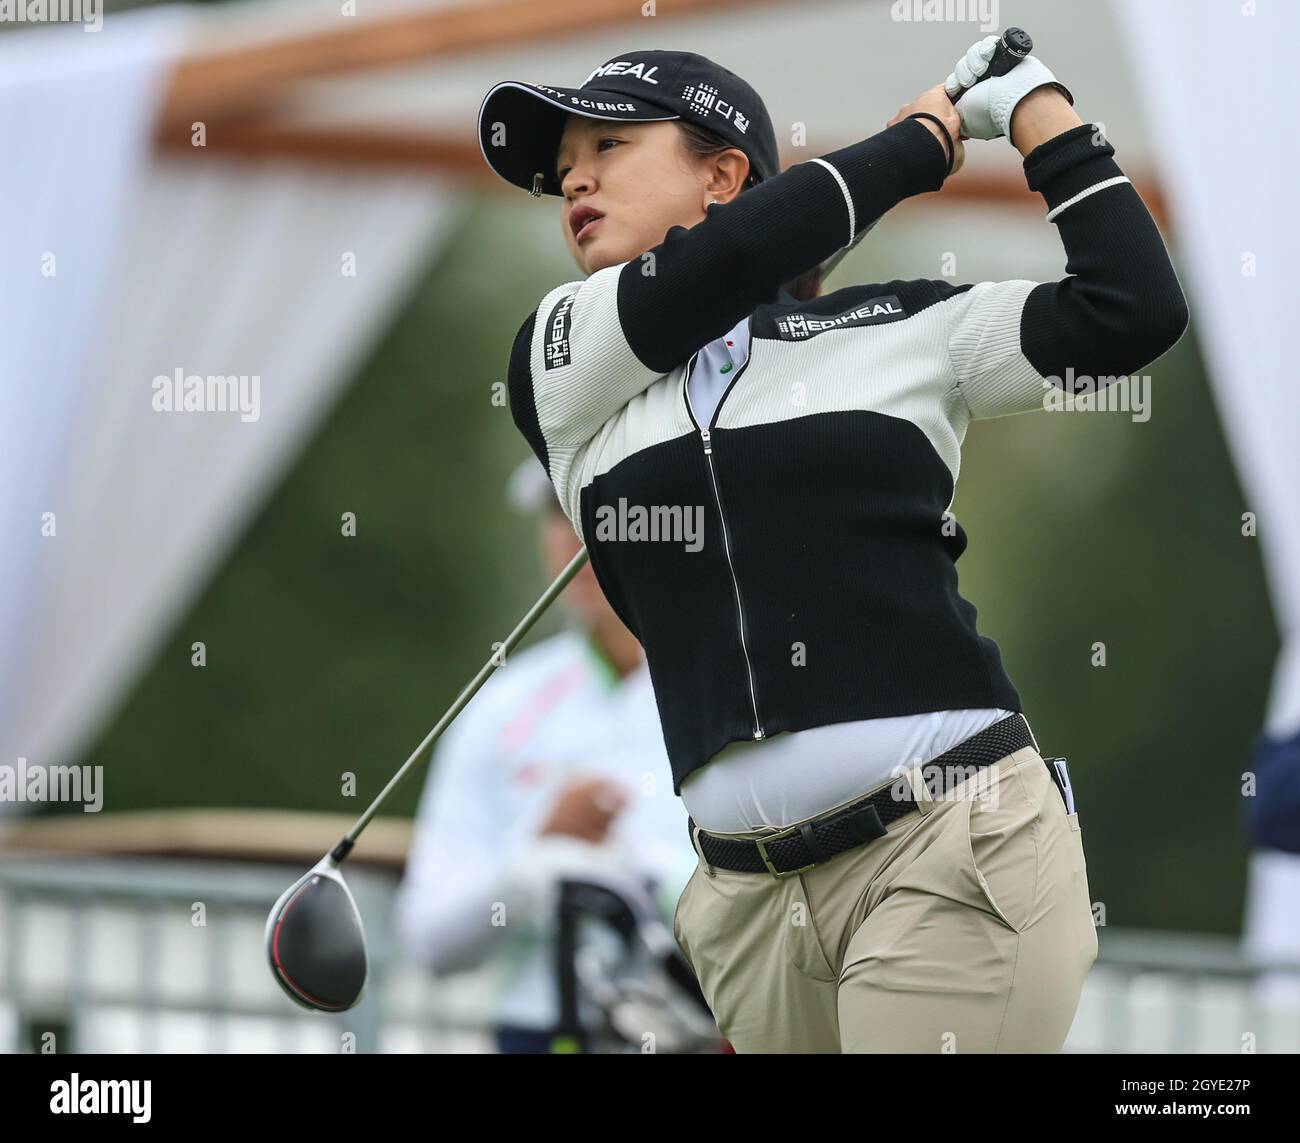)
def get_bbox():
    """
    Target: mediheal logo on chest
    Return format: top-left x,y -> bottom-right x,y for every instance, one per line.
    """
775,295 -> 907,340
